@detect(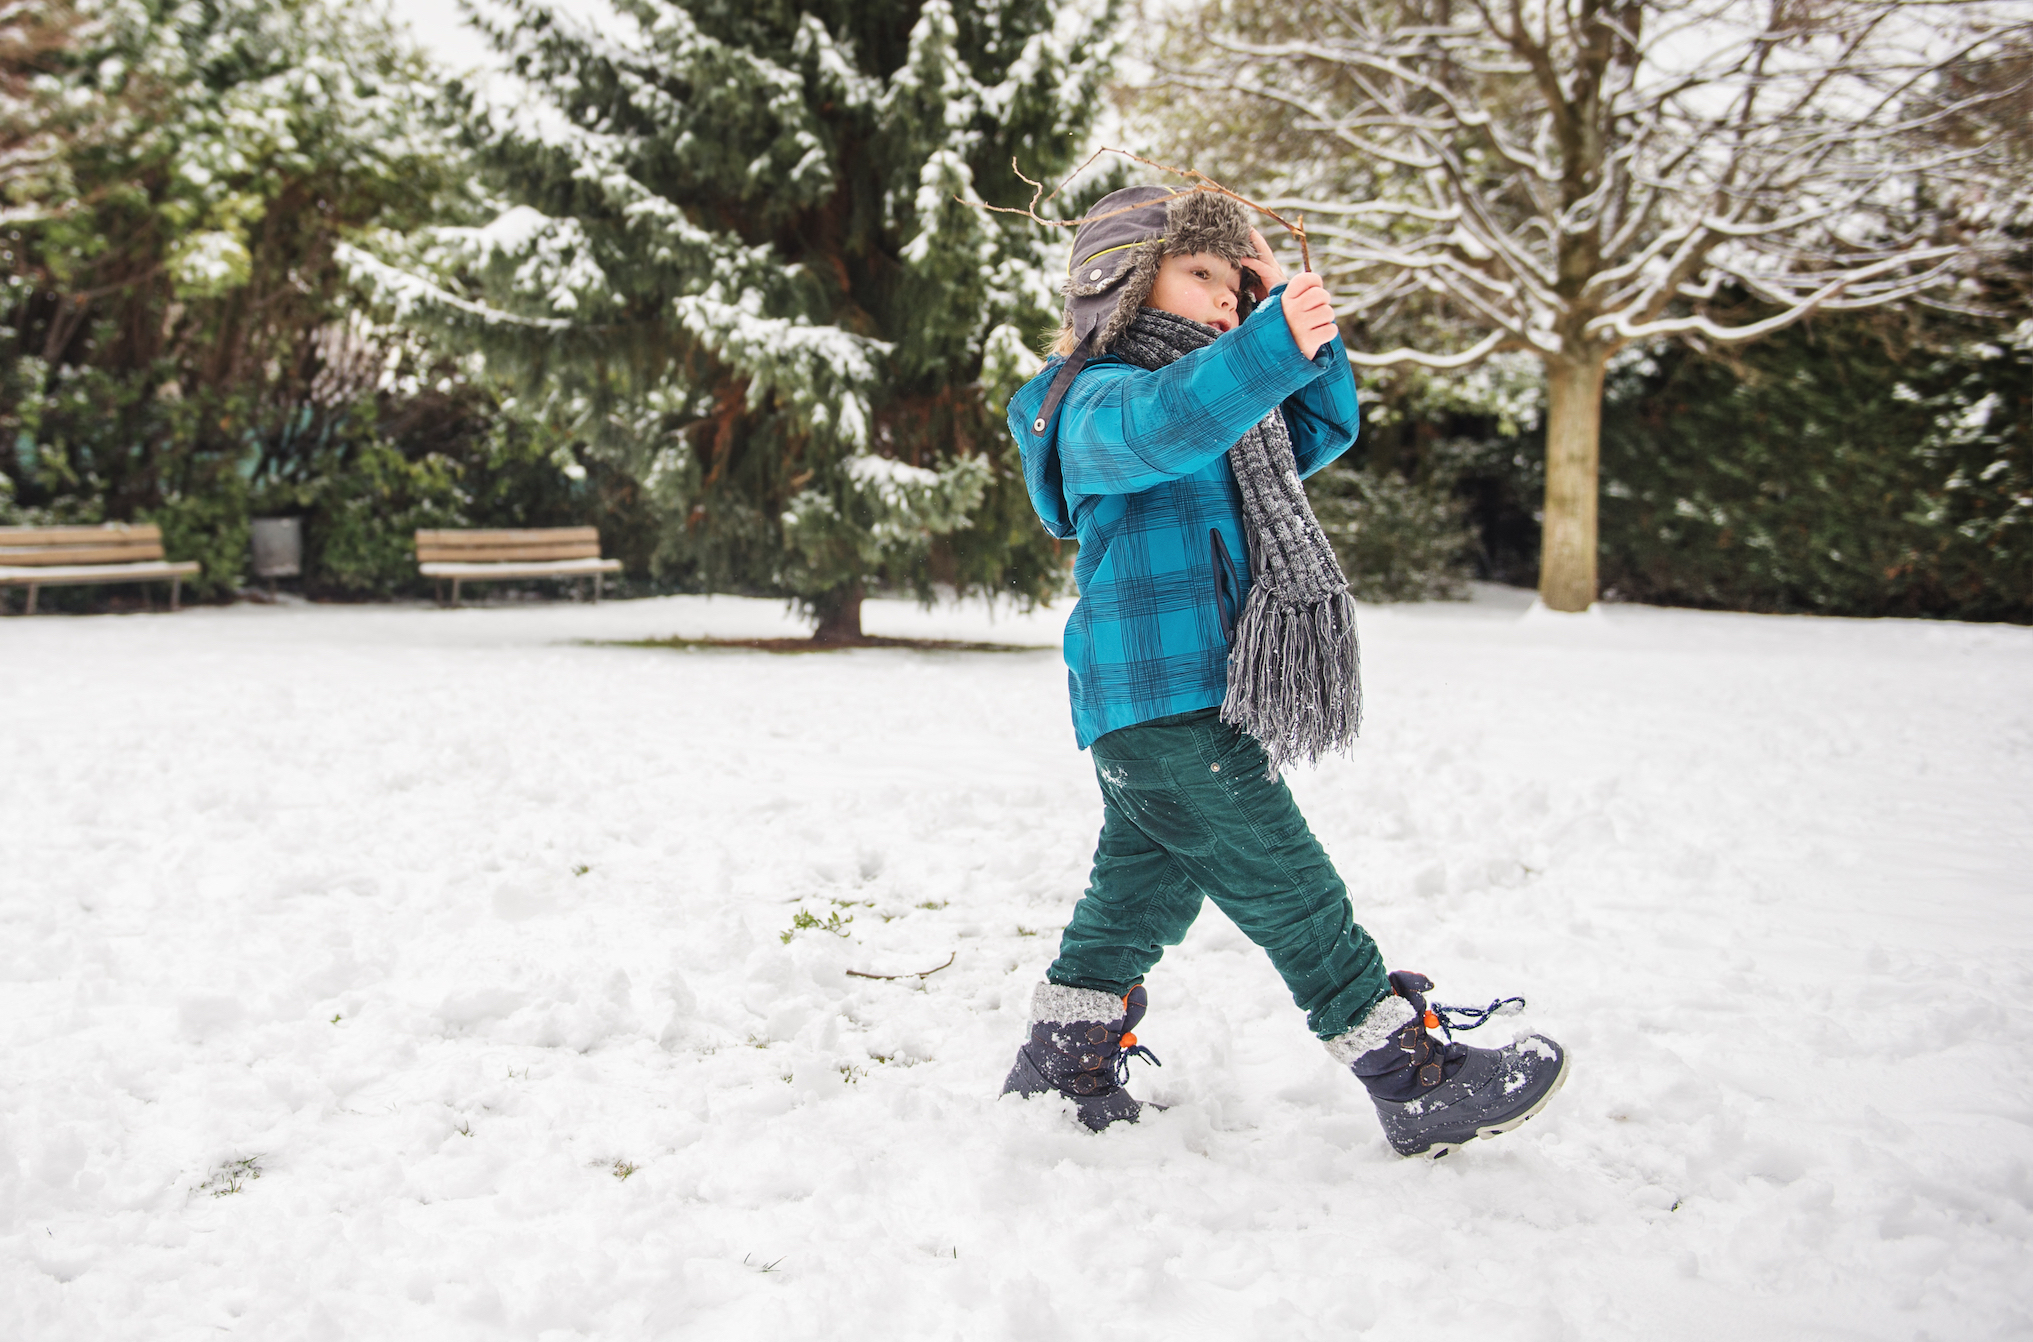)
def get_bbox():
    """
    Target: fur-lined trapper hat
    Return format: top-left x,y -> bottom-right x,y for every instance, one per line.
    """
1023,186 -> 1258,440
1060,187 -> 1259,356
